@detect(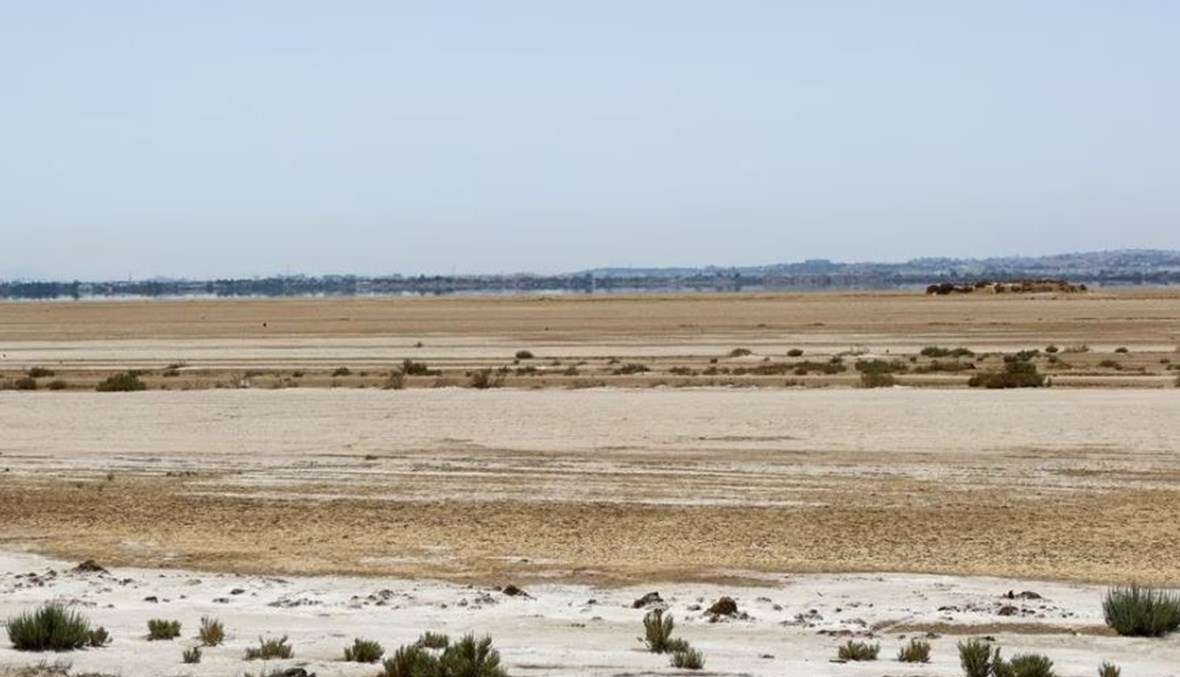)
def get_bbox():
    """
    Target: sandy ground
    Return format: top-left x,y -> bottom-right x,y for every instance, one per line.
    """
1,389 -> 1178,585
1,551 -> 1178,677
